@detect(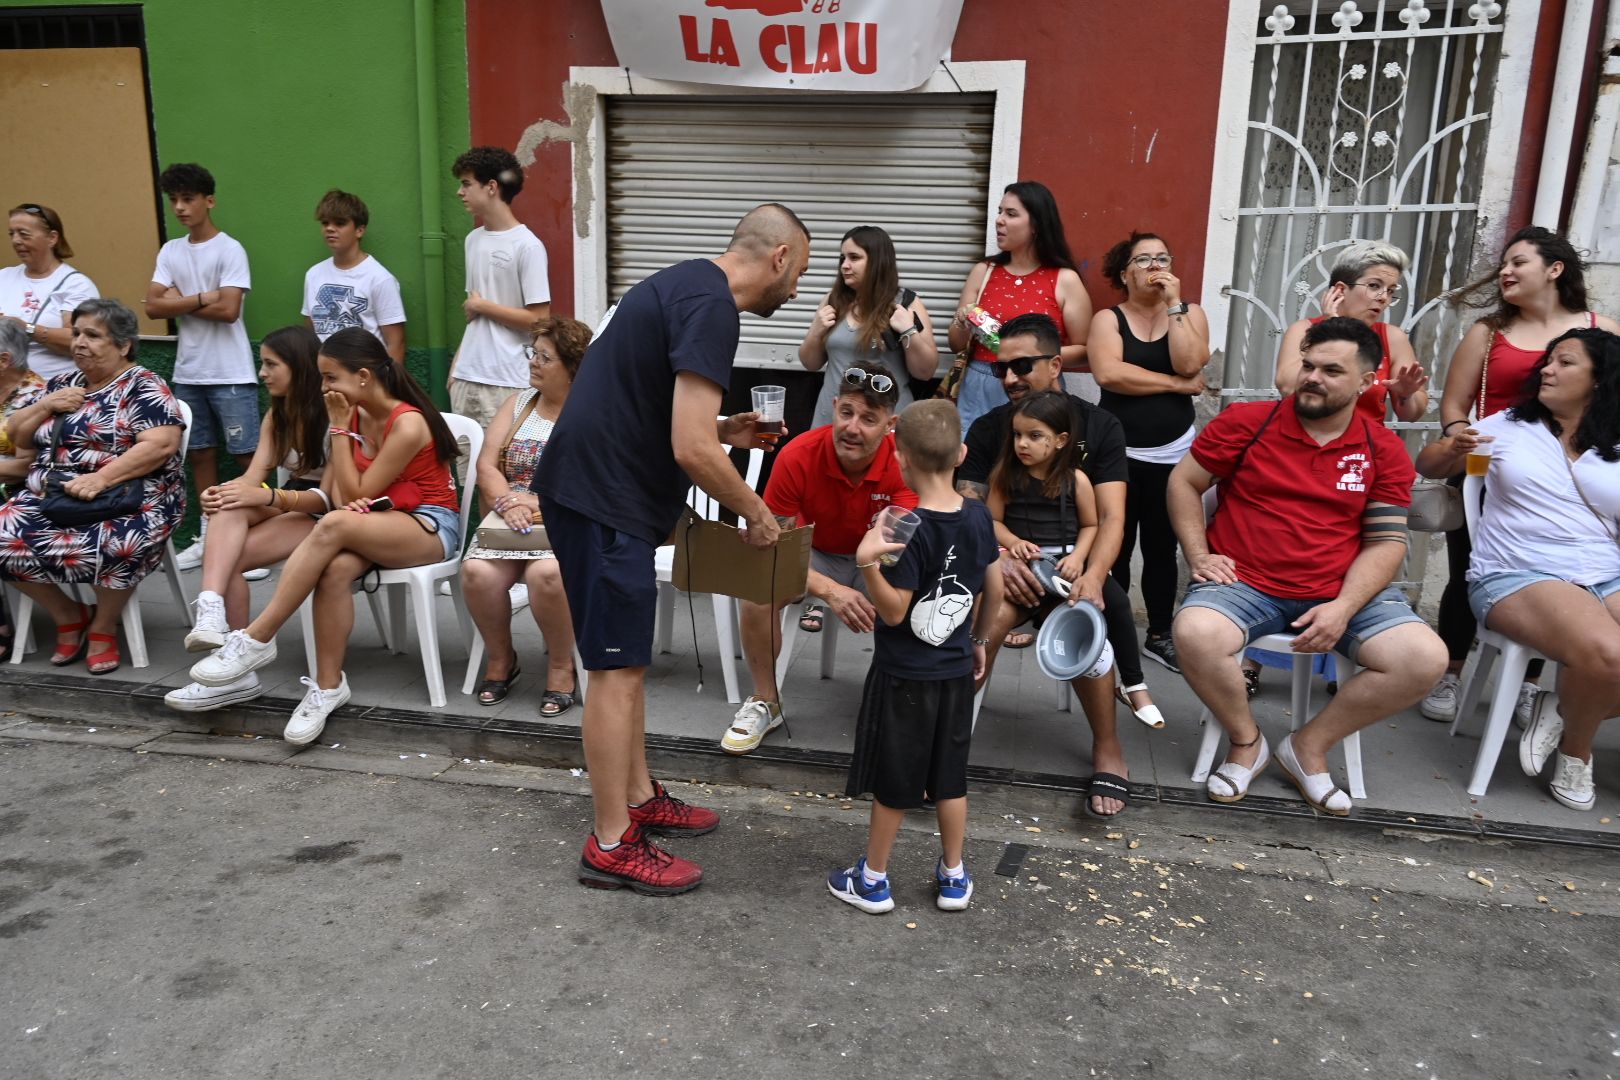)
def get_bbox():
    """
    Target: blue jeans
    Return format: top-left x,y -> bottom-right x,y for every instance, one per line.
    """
1467,569 -> 1620,624
1180,580 -> 1423,664
955,362 -> 1008,436
174,383 -> 260,454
